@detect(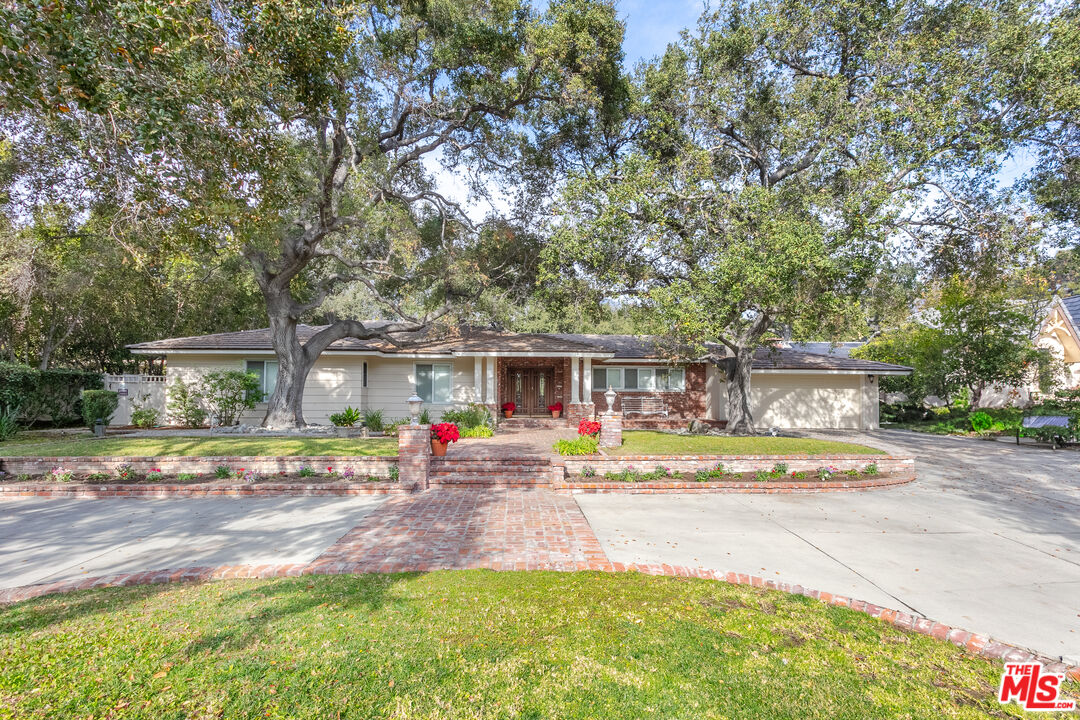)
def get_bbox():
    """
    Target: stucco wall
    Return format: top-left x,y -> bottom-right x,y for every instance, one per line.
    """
712,372 -> 871,429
